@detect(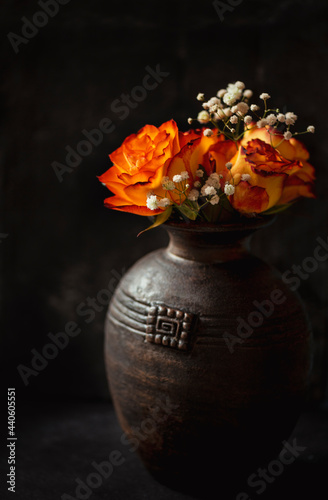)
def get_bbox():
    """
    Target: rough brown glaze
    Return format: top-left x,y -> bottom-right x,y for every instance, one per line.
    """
104,218 -> 312,496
